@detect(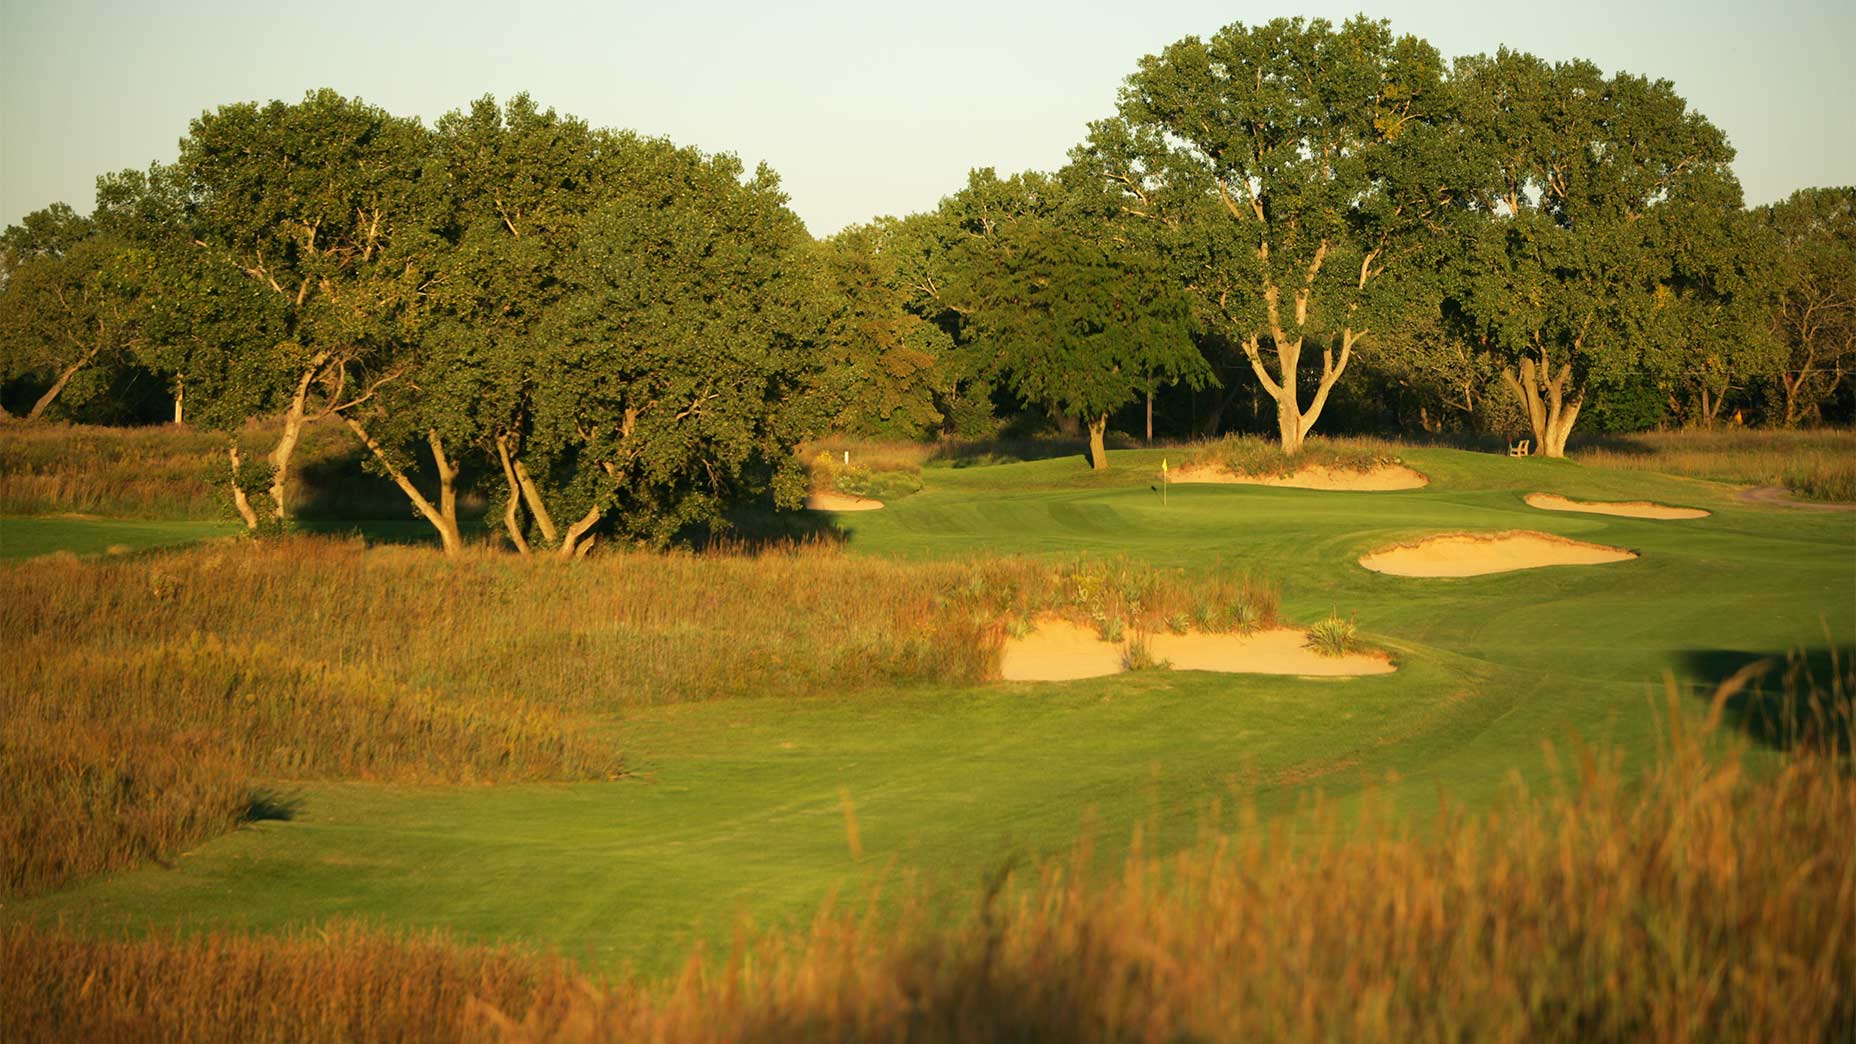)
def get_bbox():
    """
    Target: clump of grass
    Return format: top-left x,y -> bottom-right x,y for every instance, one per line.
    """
804,439 -> 928,502
1574,428 -> 1856,502
1120,632 -> 1168,671
1304,611 -> 1361,657
7,672 -> 1851,1042
1186,434 -> 1407,478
